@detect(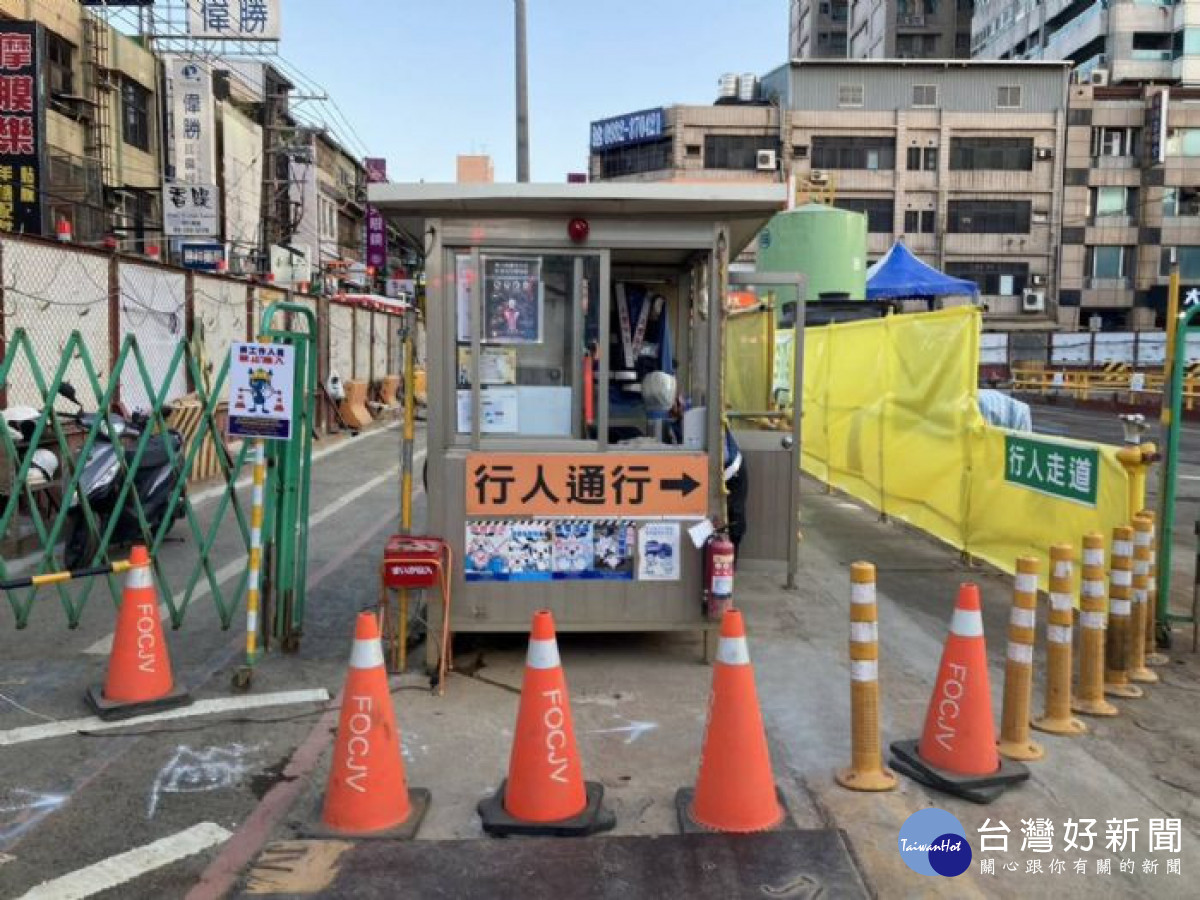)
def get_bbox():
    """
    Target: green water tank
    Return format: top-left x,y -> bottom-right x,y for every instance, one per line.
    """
755,204 -> 867,302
